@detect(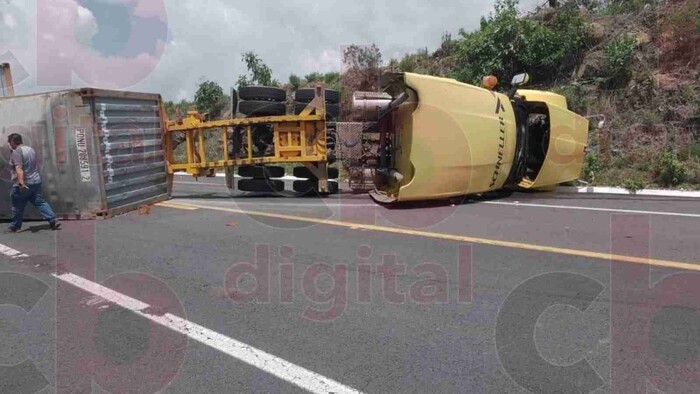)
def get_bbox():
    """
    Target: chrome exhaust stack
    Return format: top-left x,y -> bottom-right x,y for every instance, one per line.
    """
351,91 -> 392,122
